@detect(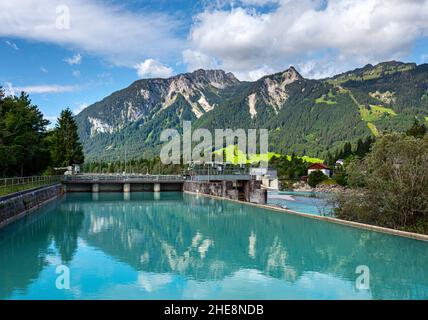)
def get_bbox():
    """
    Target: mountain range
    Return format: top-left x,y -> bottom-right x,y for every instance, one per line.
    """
75,61 -> 428,162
